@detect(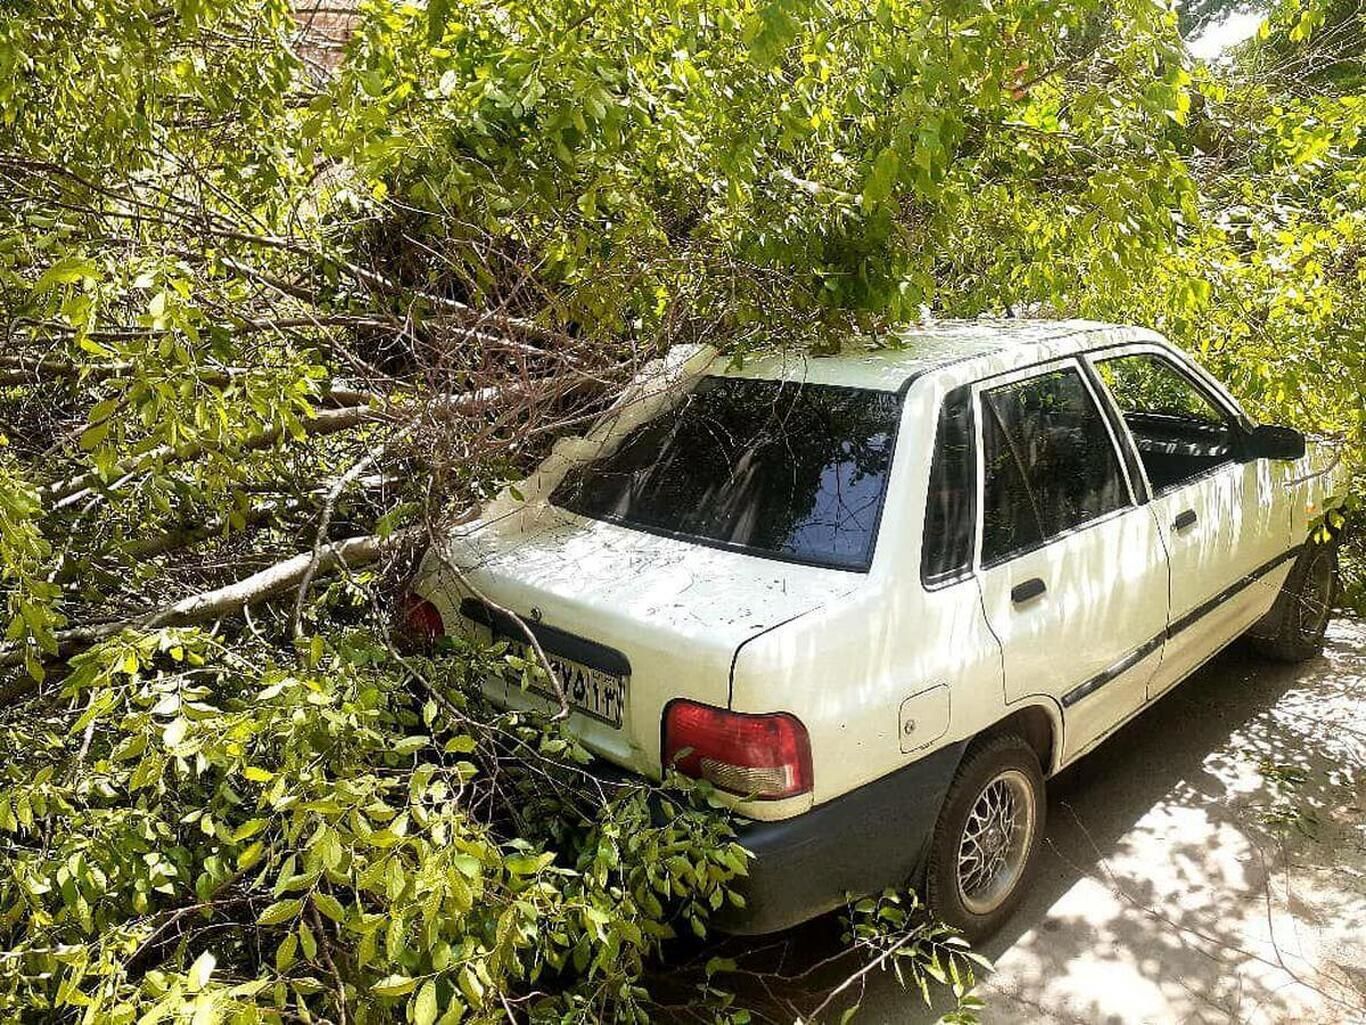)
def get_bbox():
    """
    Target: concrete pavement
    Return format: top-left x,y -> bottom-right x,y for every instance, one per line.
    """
854,619 -> 1366,1024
